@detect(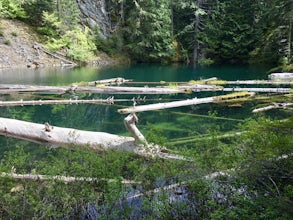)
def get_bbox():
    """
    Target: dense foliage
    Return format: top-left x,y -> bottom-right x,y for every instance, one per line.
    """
0,115 -> 292,219
0,0 -> 292,67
